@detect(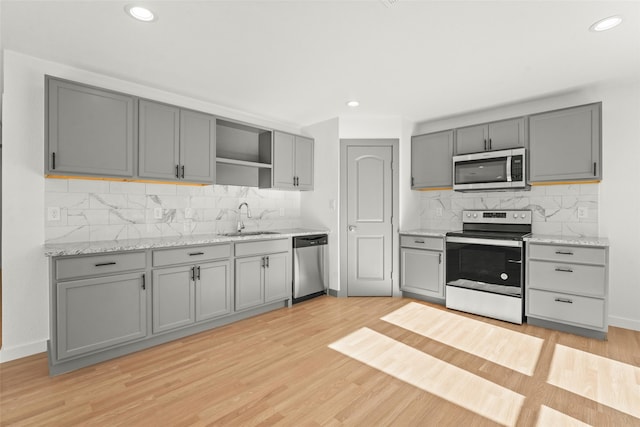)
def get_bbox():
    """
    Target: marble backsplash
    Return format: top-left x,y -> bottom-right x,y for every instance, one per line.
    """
420,183 -> 599,236
45,179 -> 301,243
